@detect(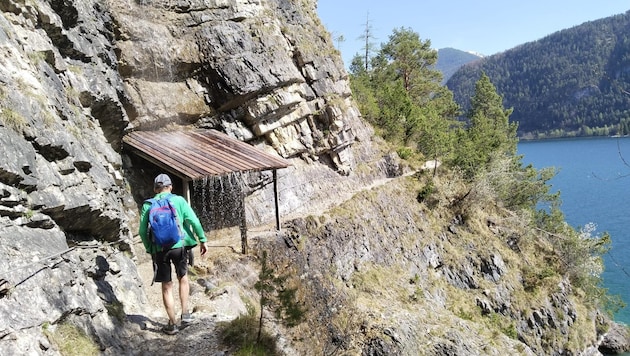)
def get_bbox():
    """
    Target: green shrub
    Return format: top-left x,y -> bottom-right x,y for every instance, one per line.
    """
255,250 -> 306,328
105,301 -> 126,322
416,181 -> 435,203
502,323 -> 518,339
486,313 -> 518,340
396,146 -> 414,160
522,265 -> 556,292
